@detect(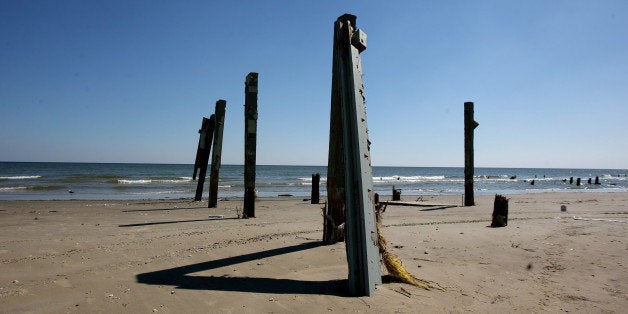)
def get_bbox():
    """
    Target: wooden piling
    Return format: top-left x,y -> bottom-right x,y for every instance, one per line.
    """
331,14 -> 381,296
192,125 -> 203,180
324,11 -> 347,244
595,176 -> 600,185
194,115 -> 216,201
243,72 -> 258,218
392,186 -> 401,201
311,173 -> 320,204
208,100 -> 227,208
570,177 -> 574,184
576,178 -> 581,186
491,194 -> 509,227
464,102 -> 479,206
